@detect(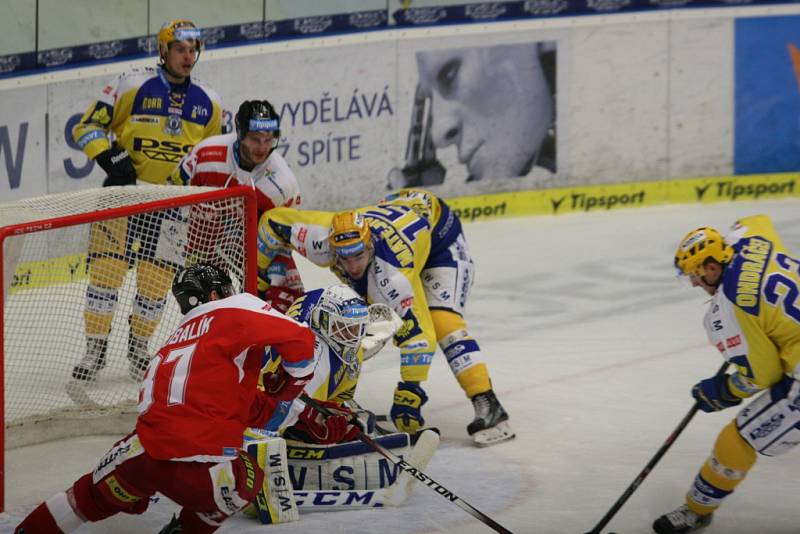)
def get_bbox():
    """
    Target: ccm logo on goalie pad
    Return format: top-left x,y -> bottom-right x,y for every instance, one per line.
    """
294,490 -> 383,508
